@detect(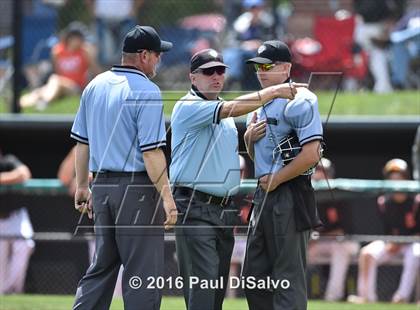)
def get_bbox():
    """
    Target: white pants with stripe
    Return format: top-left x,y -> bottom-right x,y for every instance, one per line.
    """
0,208 -> 35,294
308,240 -> 359,301
357,240 -> 420,302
